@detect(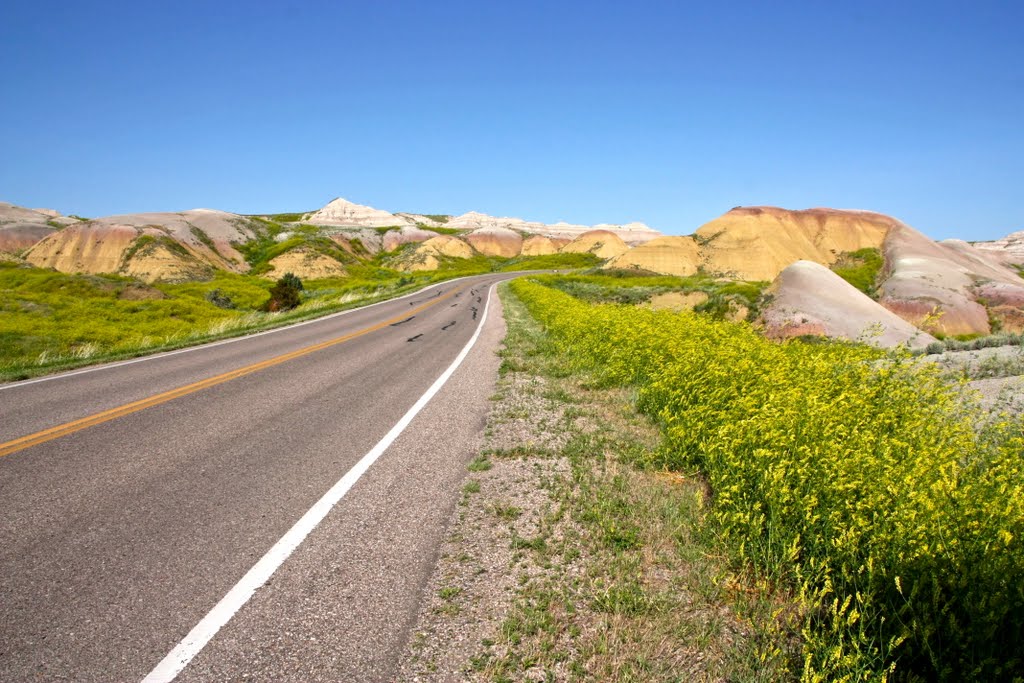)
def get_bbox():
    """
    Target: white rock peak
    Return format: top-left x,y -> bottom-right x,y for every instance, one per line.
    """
305,197 -> 413,228
303,196 -> 663,244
